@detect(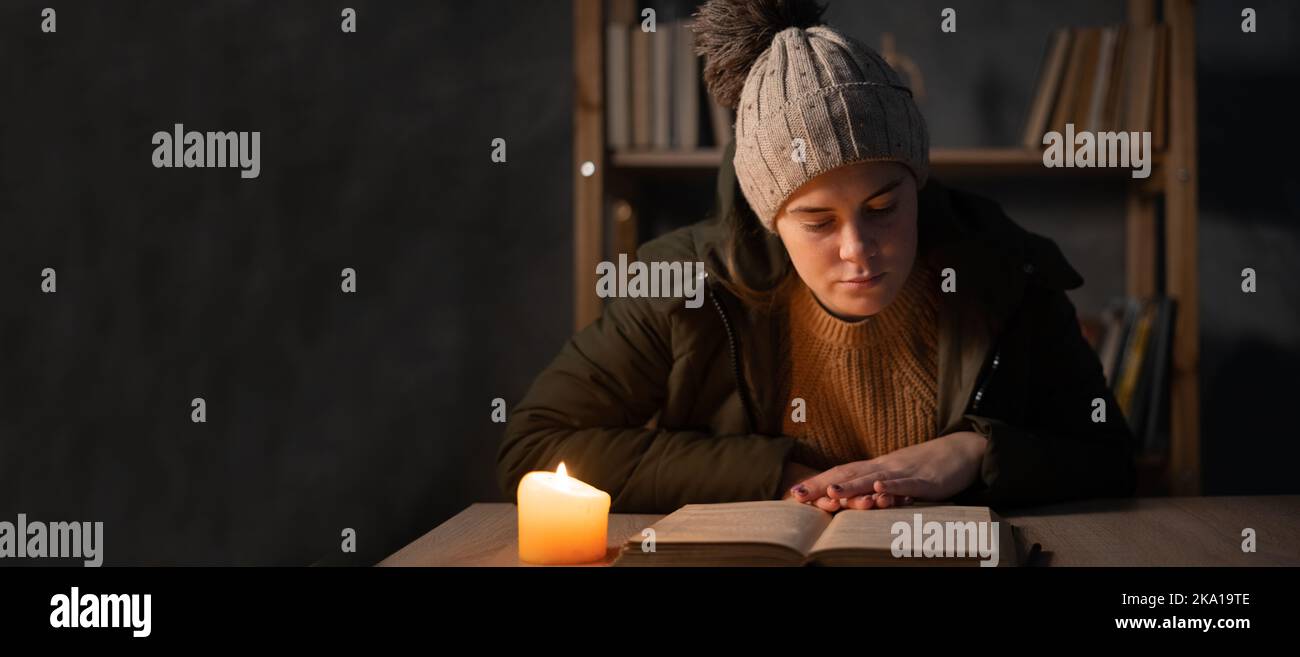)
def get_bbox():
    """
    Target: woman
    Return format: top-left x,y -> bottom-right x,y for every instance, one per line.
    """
498,0 -> 1136,513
